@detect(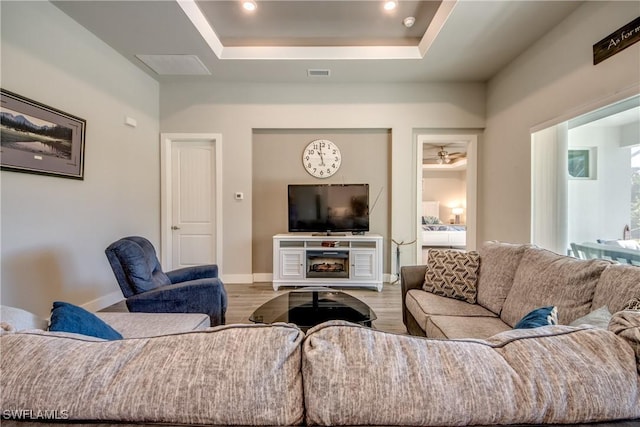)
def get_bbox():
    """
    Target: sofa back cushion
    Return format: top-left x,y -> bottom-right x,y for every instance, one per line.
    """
302,321 -> 640,426
501,247 -> 610,327
592,263 -> 640,313
477,241 -> 528,314
0,324 -> 304,426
